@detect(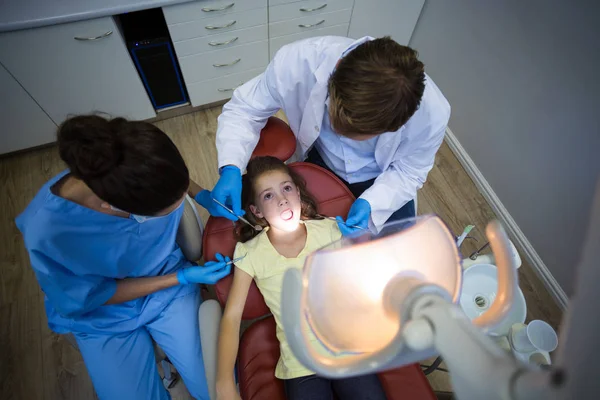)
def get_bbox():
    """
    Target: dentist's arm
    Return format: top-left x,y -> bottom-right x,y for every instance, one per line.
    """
106,255 -> 231,305
216,60 -> 284,173
105,274 -> 179,304
360,123 -> 447,232
212,66 -> 282,218
188,179 -> 204,199
216,268 -> 253,400
214,41 -> 314,215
